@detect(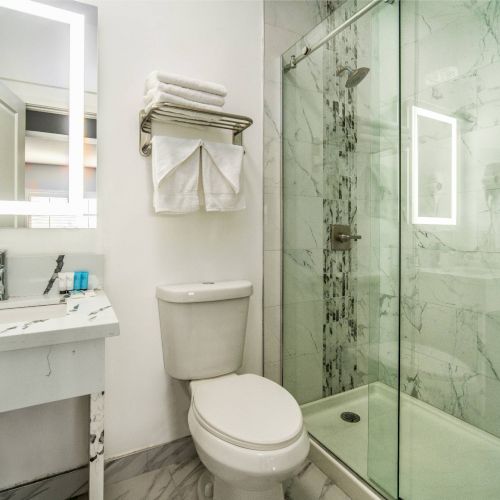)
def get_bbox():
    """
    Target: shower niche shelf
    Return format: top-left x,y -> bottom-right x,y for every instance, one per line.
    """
139,102 -> 253,156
